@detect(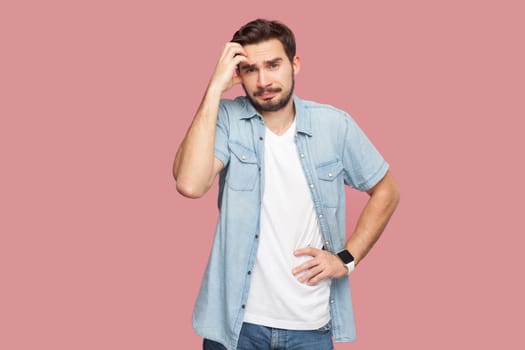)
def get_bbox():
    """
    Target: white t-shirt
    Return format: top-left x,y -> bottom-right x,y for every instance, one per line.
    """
243,119 -> 331,330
